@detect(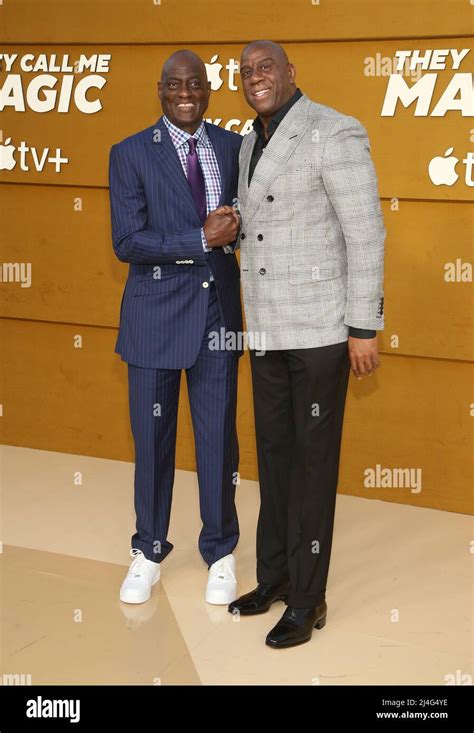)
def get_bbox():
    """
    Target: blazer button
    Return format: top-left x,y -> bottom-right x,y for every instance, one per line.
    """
259,268 -> 266,275
267,195 -> 274,202
257,234 -> 263,241
240,233 -> 246,239
202,281 -> 209,288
